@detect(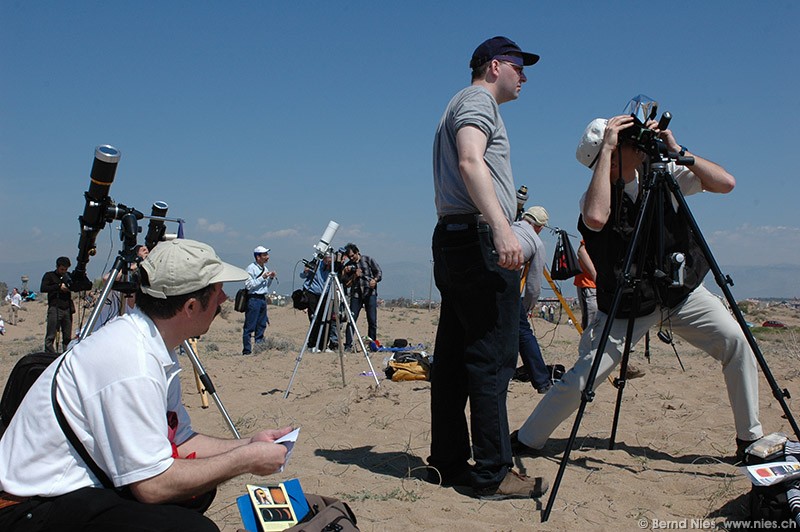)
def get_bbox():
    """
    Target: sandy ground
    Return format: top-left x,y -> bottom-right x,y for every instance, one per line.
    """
1,295 -> 799,531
